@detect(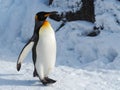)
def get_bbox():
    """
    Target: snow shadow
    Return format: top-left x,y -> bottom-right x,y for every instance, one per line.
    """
0,74 -> 42,86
